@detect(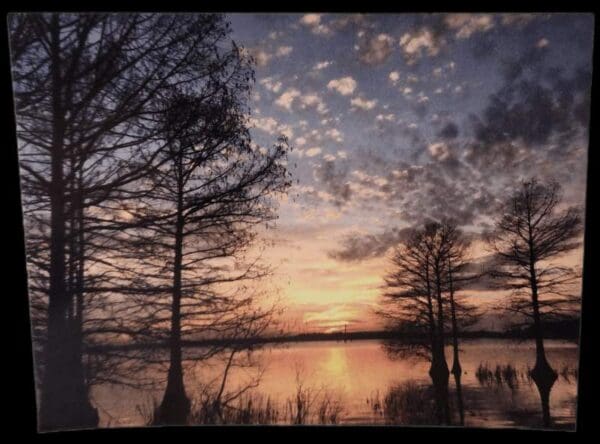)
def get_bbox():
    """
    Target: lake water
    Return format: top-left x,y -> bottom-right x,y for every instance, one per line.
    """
90,338 -> 579,429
